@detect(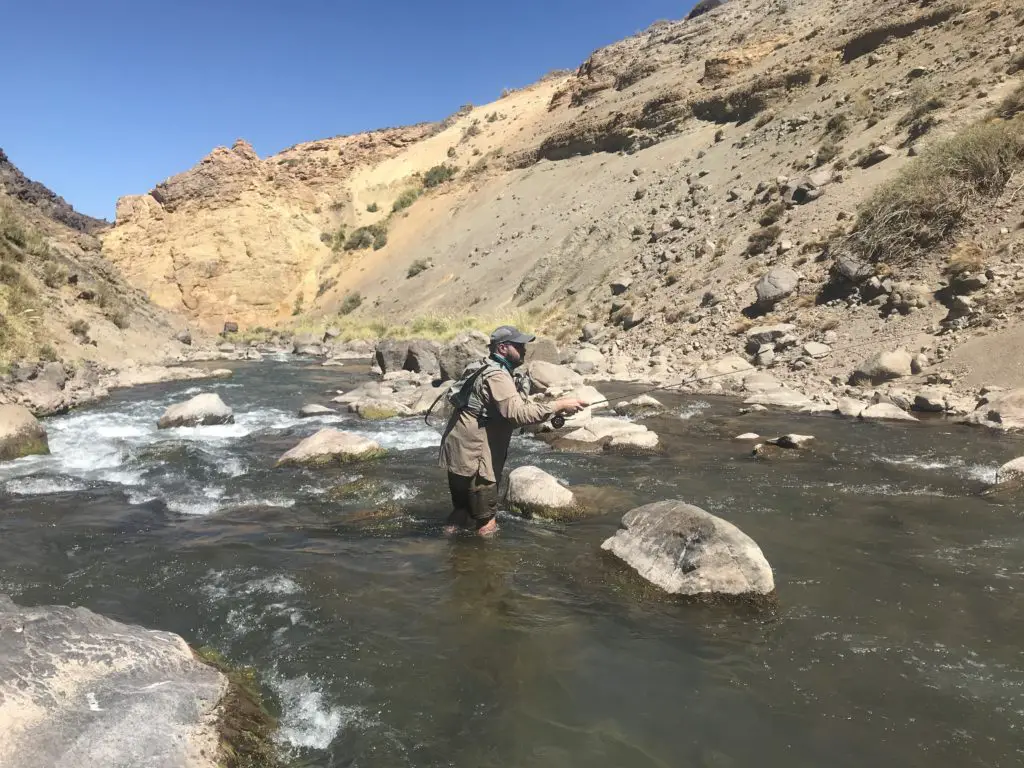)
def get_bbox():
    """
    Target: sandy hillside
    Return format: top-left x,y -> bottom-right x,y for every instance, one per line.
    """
101,0 -> 1024,398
